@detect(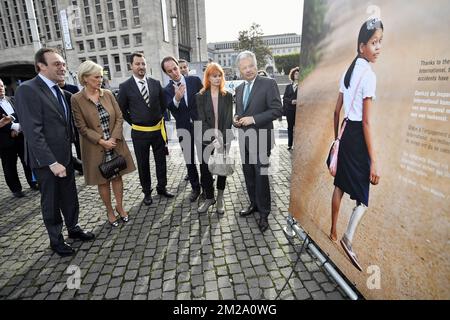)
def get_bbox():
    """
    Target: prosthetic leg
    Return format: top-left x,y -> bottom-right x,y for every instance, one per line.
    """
340,204 -> 367,271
